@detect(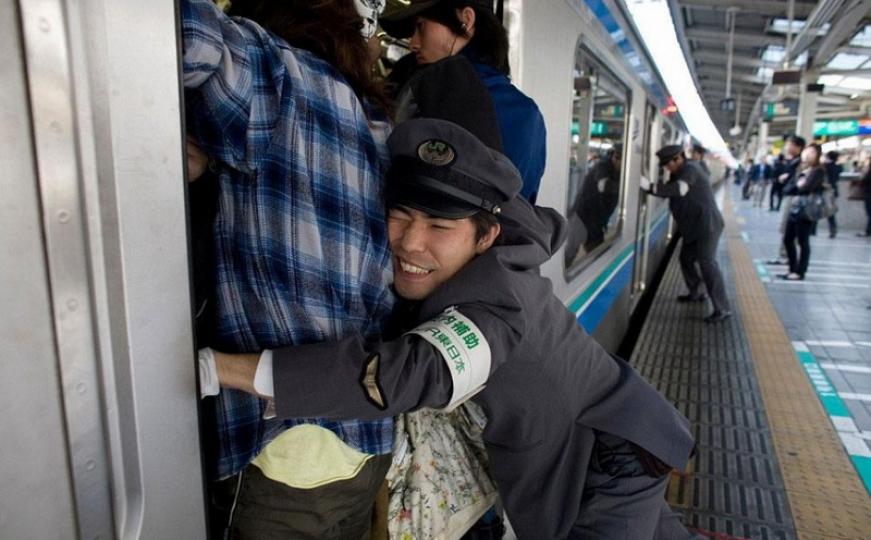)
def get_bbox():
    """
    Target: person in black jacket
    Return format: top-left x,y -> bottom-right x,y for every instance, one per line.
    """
574,145 -> 622,252
859,157 -> 871,238
823,151 -> 842,238
642,145 -> 731,323
779,144 -> 826,280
